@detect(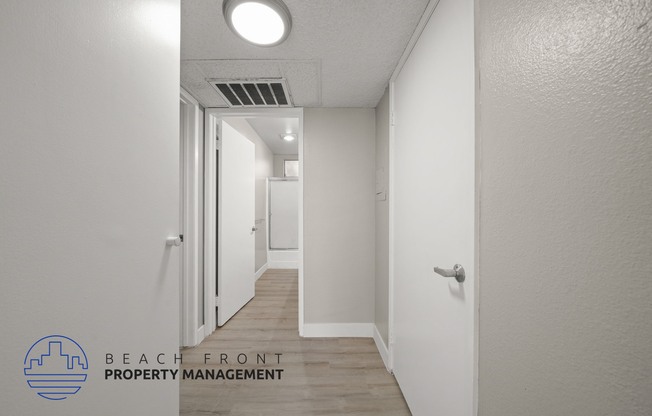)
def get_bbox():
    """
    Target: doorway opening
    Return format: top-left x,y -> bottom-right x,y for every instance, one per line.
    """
204,108 -> 305,336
